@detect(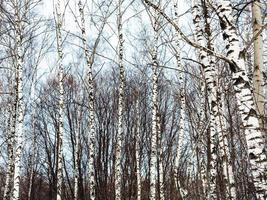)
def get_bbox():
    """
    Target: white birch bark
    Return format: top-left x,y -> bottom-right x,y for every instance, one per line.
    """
3,103 -> 16,200
194,2 -> 237,198
157,113 -> 165,200
27,84 -> 37,200
11,3 -> 25,199
217,1 -> 267,198
27,125 -> 36,200
150,15 -> 160,200
252,0 -> 265,129
77,1 -> 96,199
3,94 -> 17,200
203,2 -> 237,198
74,106 -> 81,200
198,80 -> 208,199
216,84 -> 236,199
55,0 -> 64,199
135,97 -> 141,200
192,2 -> 217,198
173,2 -> 187,198
115,0 -> 125,199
